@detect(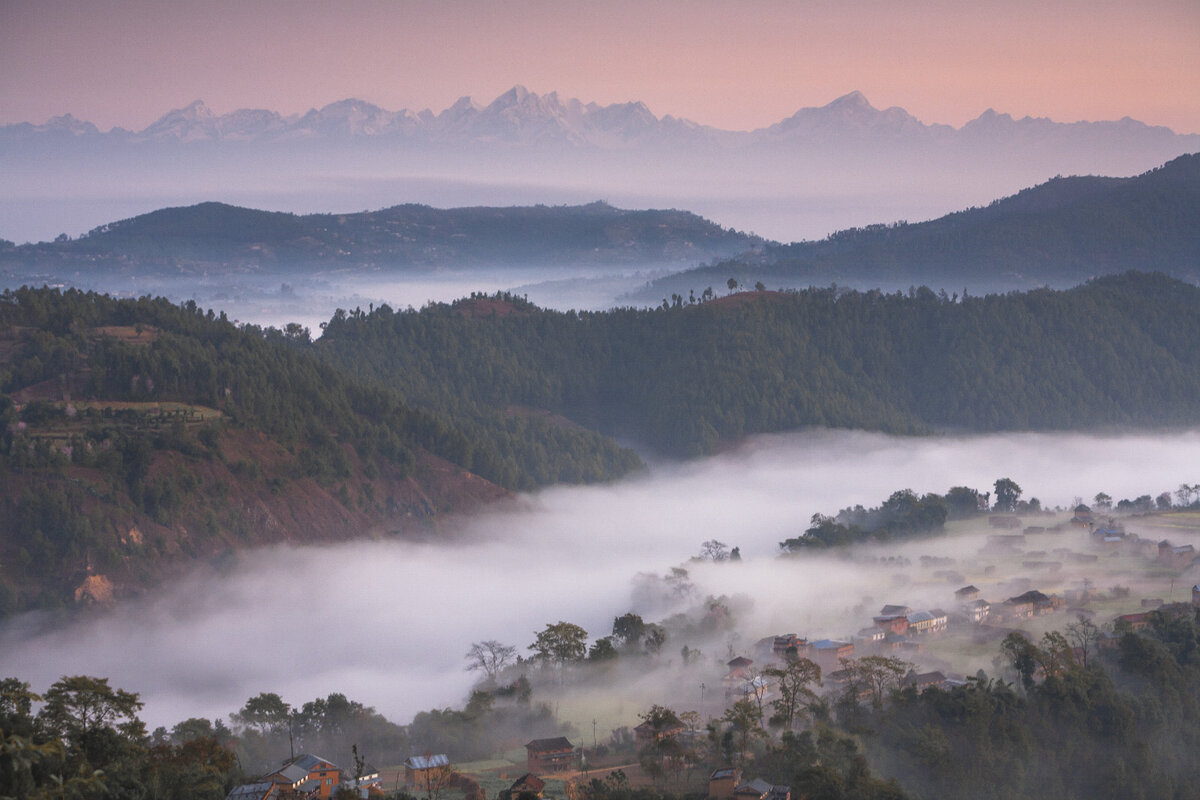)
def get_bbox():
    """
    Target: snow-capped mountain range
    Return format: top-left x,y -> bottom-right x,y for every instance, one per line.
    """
7,86 -> 1193,149
3,87 -> 1198,245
